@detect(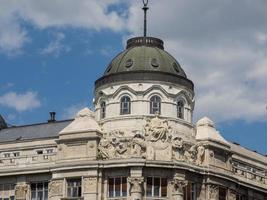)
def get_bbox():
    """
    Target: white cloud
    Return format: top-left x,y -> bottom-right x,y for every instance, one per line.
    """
0,91 -> 41,112
125,0 -> 267,123
62,103 -> 87,119
41,32 -> 70,57
0,0 -> 127,55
